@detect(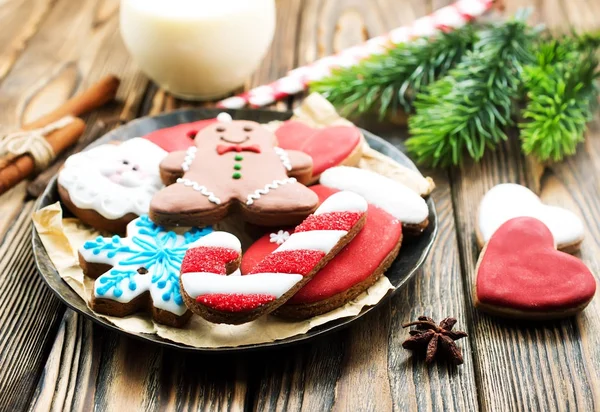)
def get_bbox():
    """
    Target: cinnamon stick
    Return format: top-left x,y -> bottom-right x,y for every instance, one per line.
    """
27,118 -> 115,197
23,75 -> 120,130
0,119 -> 85,195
